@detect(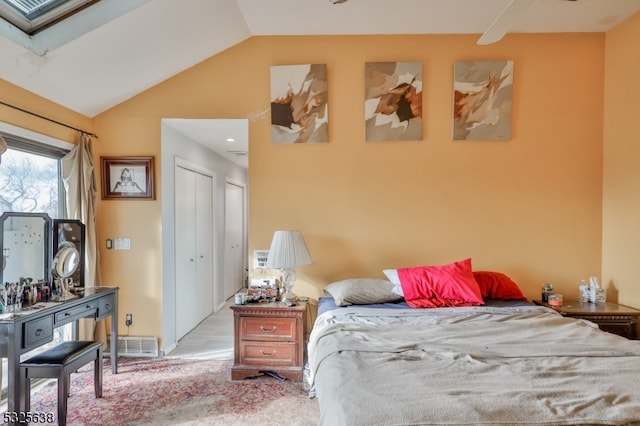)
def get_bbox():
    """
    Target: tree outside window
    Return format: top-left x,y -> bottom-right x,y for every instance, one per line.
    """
0,148 -> 59,217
